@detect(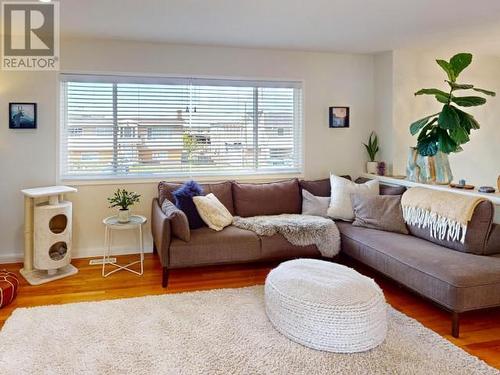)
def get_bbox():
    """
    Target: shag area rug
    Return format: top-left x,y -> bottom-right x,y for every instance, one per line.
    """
0,286 -> 497,375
